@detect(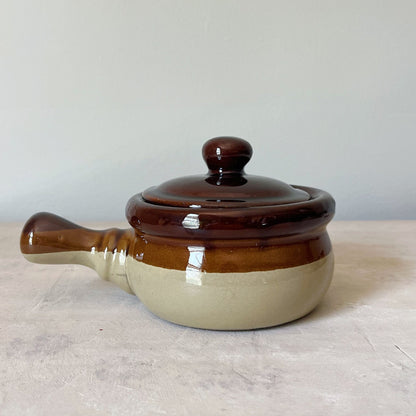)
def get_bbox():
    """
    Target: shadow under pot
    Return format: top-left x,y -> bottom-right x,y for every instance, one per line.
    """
20,136 -> 335,330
